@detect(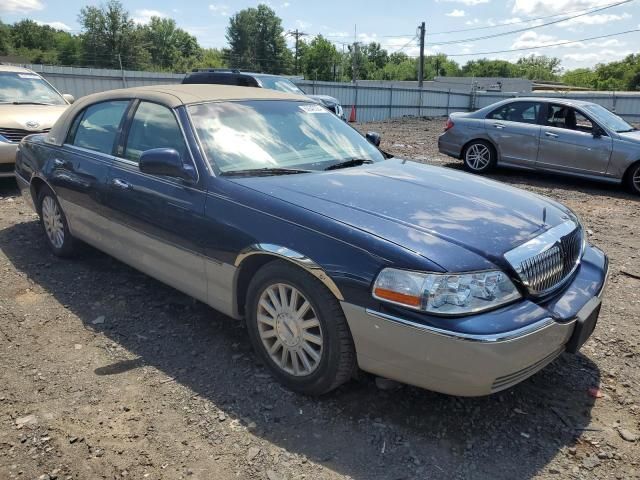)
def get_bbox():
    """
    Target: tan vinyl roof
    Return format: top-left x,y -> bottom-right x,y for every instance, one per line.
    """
47,84 -> 310,146
0,65 -> 35,73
